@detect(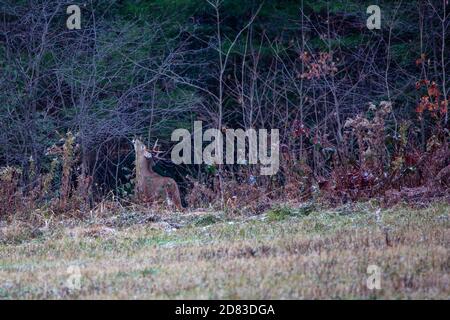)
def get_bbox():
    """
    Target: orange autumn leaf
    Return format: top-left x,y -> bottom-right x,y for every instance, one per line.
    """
428,82 -> 440,97
440,99 -> 448,115
415,81 -> 421,90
